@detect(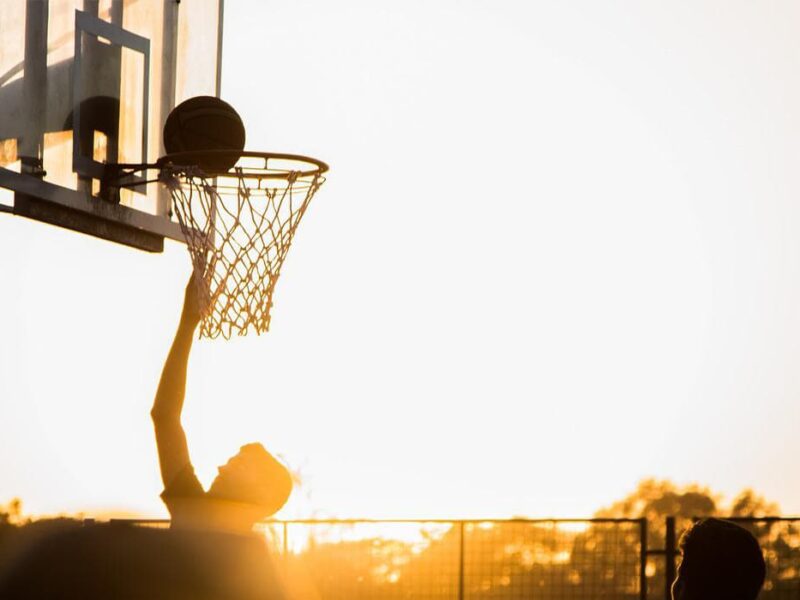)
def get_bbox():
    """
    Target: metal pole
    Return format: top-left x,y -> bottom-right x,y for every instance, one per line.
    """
21,0 -> 48,177
157,0 -> 180,218
215,0 -> 225,97
458,521 -> 465,600
639,518 -> 648,600
664,517 -> 676,600
283,522 -> 289,555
